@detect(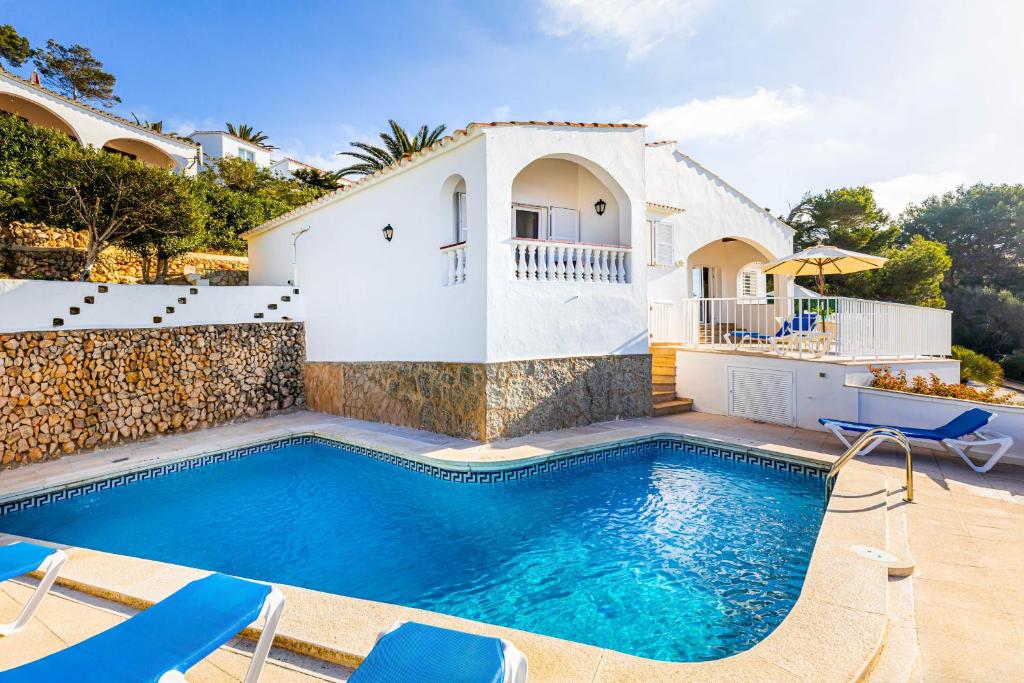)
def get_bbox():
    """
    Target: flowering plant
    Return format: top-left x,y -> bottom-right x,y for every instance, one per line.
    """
868,366 -> 1020,406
